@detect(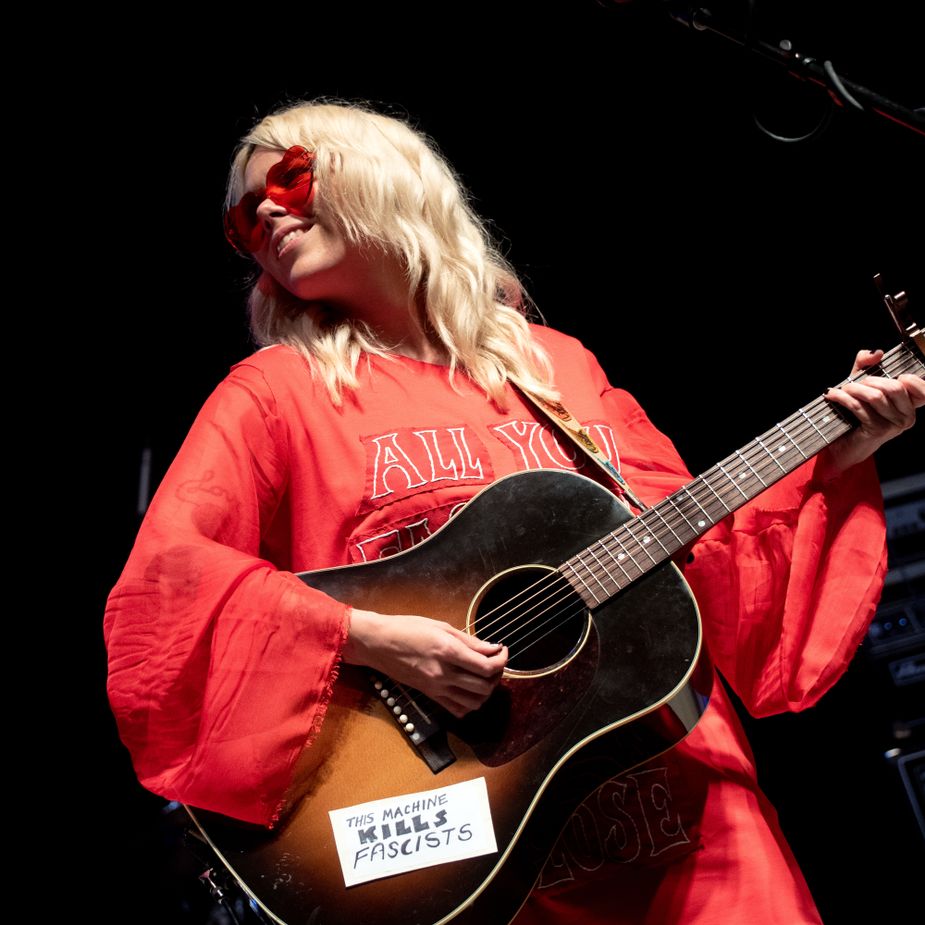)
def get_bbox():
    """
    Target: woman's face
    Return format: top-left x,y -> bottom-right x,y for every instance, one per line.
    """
238,147 -> 406,317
